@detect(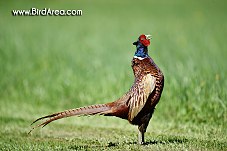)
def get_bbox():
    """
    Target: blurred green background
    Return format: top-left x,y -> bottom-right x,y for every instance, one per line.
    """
0,0 -> 226,150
